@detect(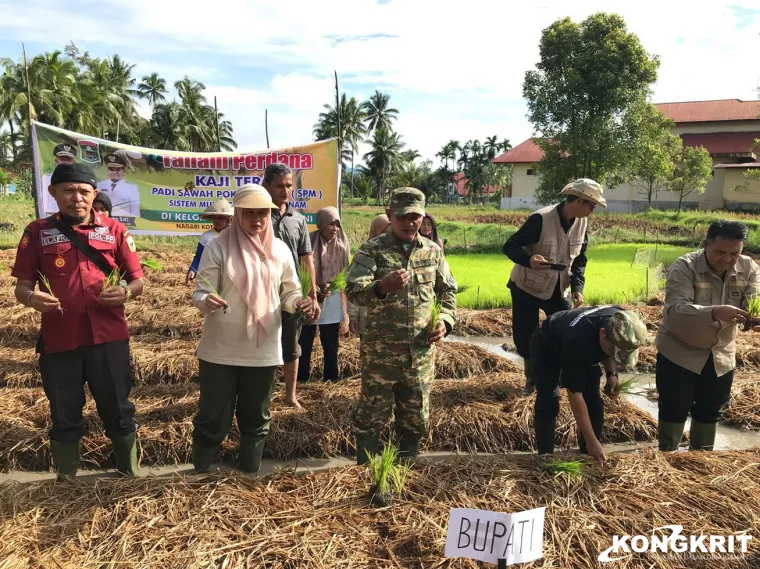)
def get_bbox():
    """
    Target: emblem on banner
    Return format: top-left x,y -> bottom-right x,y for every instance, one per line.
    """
78,140 -> 101,164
